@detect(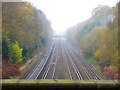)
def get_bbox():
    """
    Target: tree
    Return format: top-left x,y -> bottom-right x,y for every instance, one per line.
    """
2,2 -> 52,62
12,41 -> 23,64
80,27 -> 102,56
94,27 -> 118,67
2,35 -> 12,61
